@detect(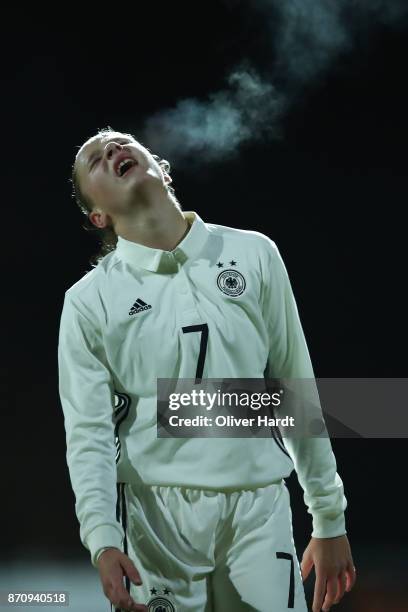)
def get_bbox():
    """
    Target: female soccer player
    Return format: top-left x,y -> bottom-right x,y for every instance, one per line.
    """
58,127 -> 356,612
